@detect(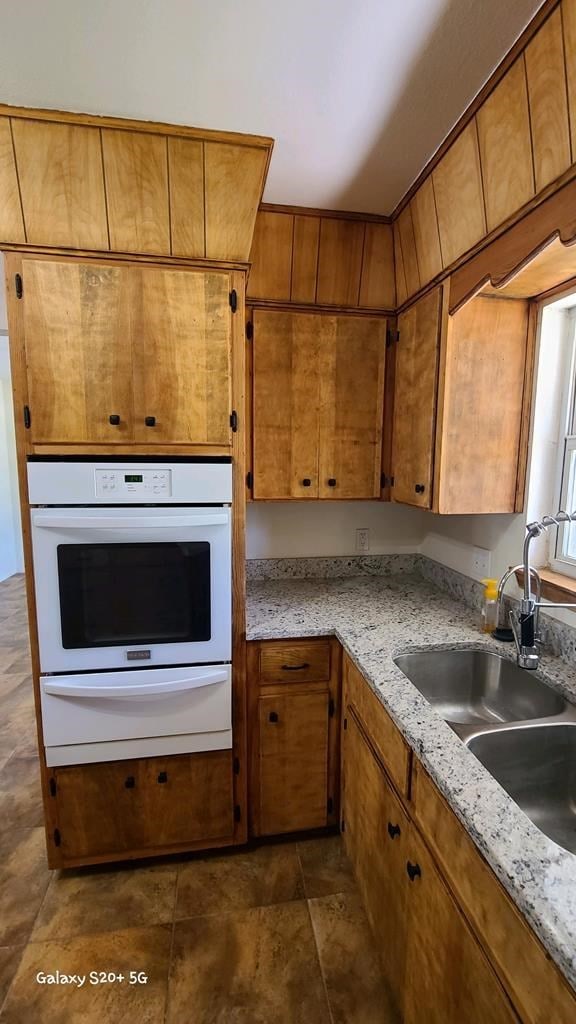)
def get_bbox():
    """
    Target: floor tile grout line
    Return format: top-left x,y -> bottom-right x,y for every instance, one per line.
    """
305,897 -> 336,1024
